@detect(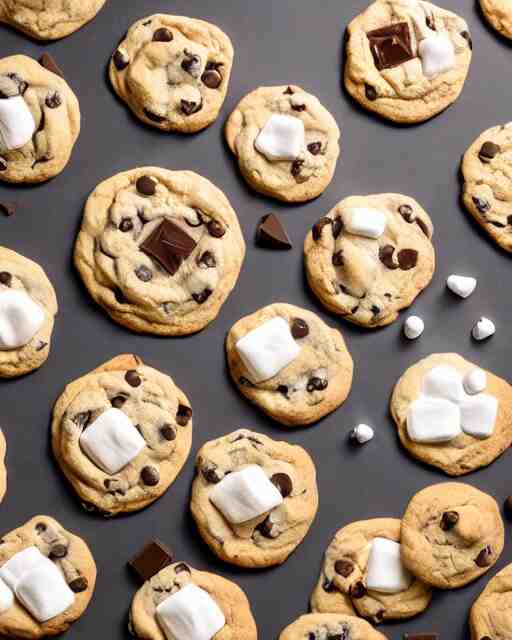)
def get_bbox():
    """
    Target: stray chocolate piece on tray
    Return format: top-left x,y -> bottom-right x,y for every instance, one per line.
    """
256,213 -> 292,250
128,539 -> 174,582
39,53 -> 65,79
